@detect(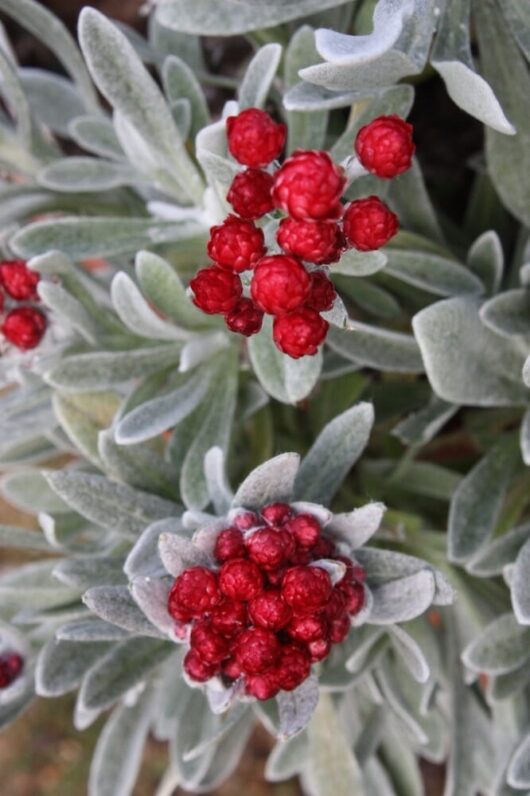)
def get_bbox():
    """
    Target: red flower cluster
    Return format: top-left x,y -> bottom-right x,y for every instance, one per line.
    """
191,110 -> 413,358
0,260 -> 46,350
0,651 -> 24,689
167,503 -> 366,701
